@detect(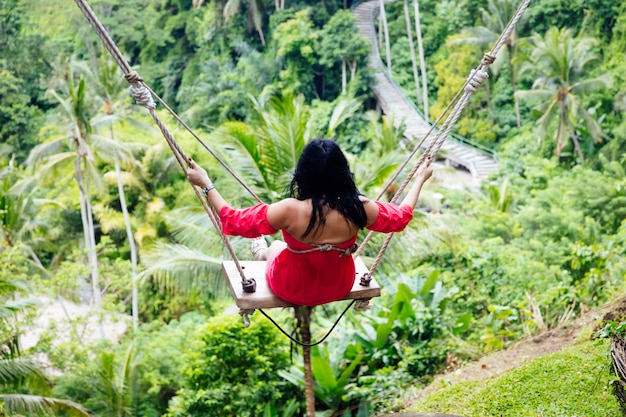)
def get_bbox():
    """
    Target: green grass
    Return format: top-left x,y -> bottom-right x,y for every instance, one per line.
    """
409,339 -> 621,417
